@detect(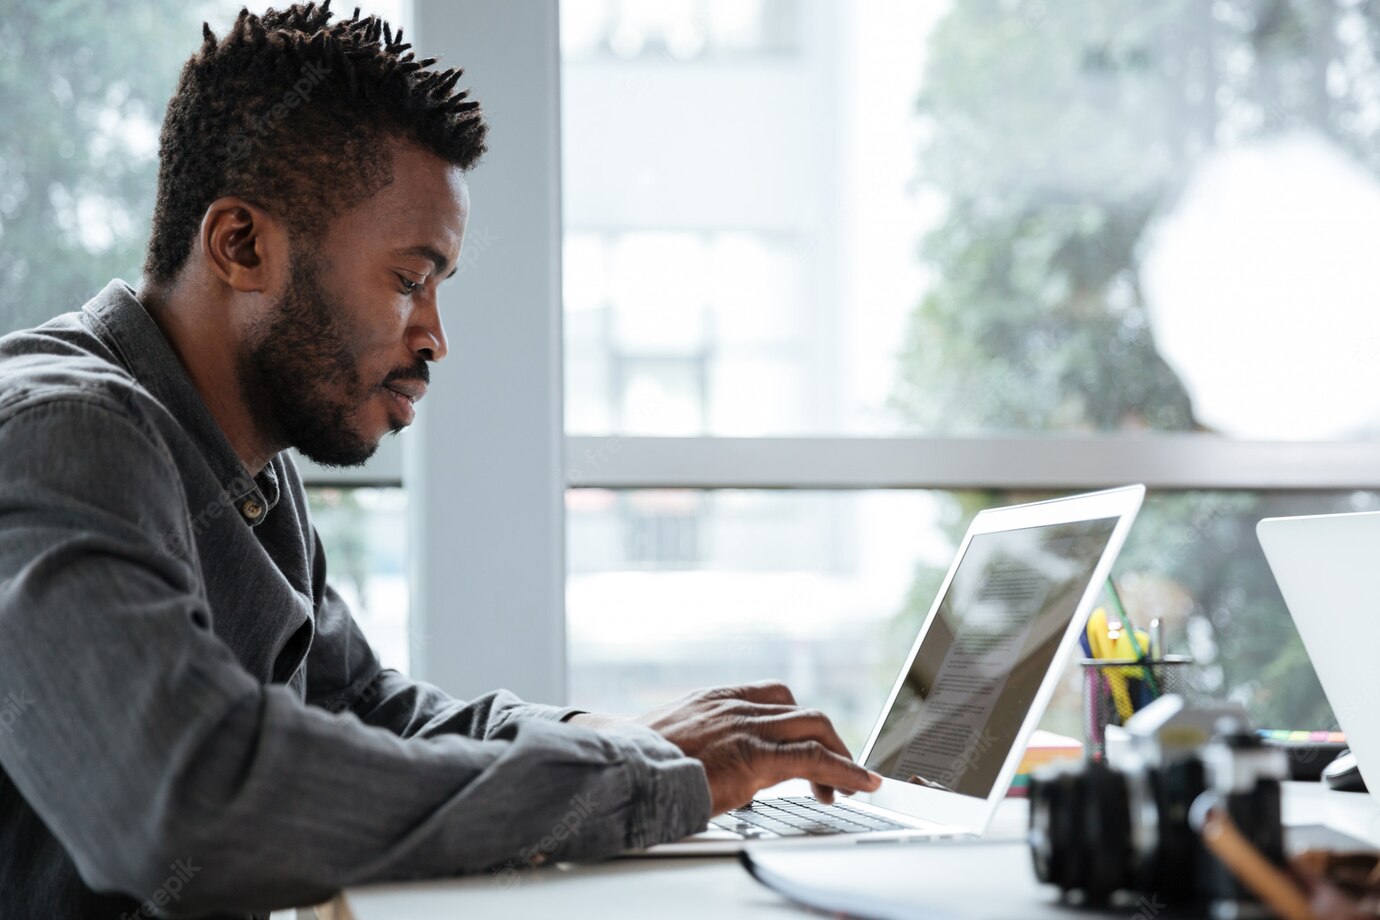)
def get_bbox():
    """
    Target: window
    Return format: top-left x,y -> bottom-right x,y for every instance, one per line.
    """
561,0 -> 801,61
562,0 -> 1380,737
564,1 -> 1380,440
307,487 -> 412,673
565,230 -> 807,434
